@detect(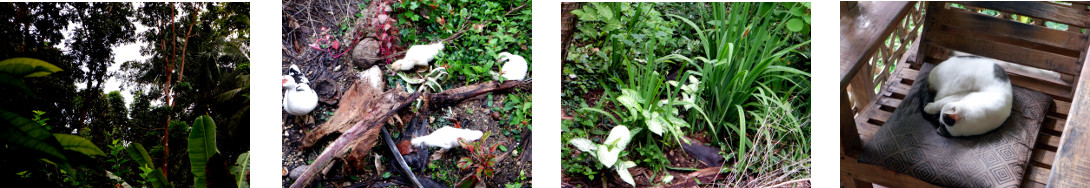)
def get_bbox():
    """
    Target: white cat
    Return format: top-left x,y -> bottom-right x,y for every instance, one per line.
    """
923,55 -> 1013,137
391,42 -> 444,71
410,126 -> 483,149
